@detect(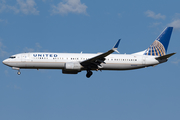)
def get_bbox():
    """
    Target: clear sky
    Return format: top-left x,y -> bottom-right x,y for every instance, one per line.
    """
0,0 -> 180,120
